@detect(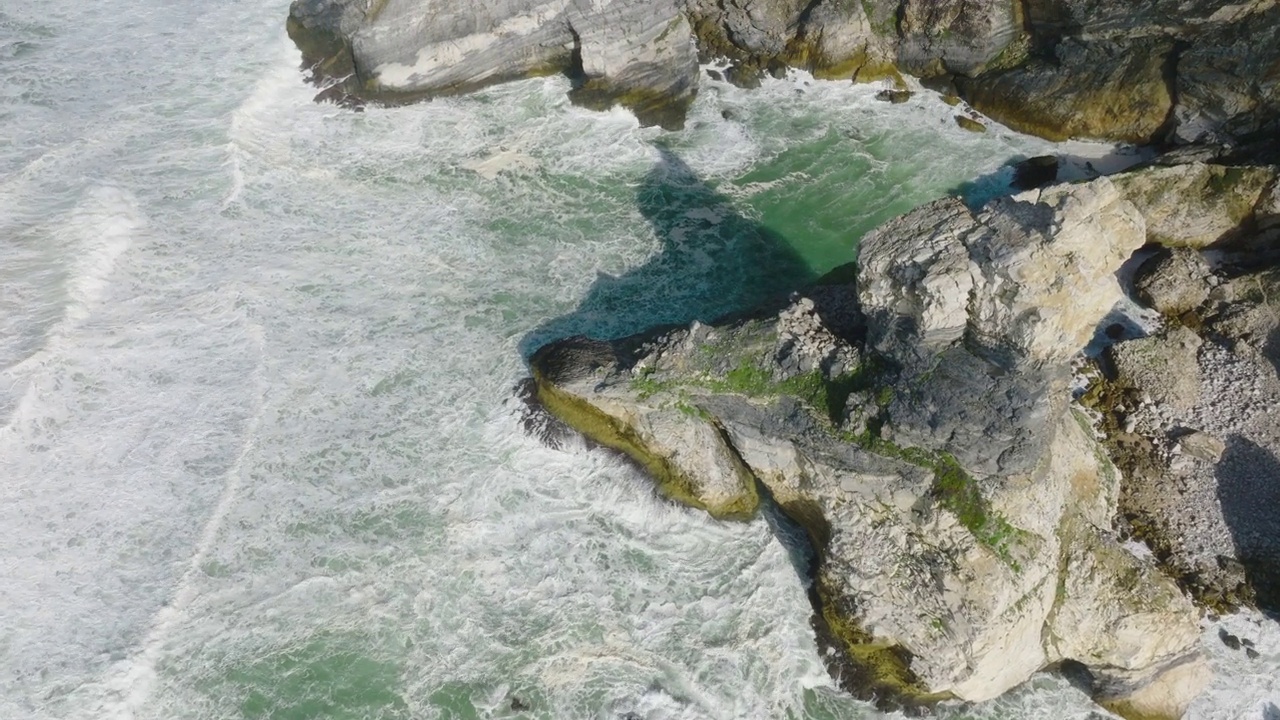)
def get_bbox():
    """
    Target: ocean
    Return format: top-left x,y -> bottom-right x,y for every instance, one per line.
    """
1,1 -> 1277,718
